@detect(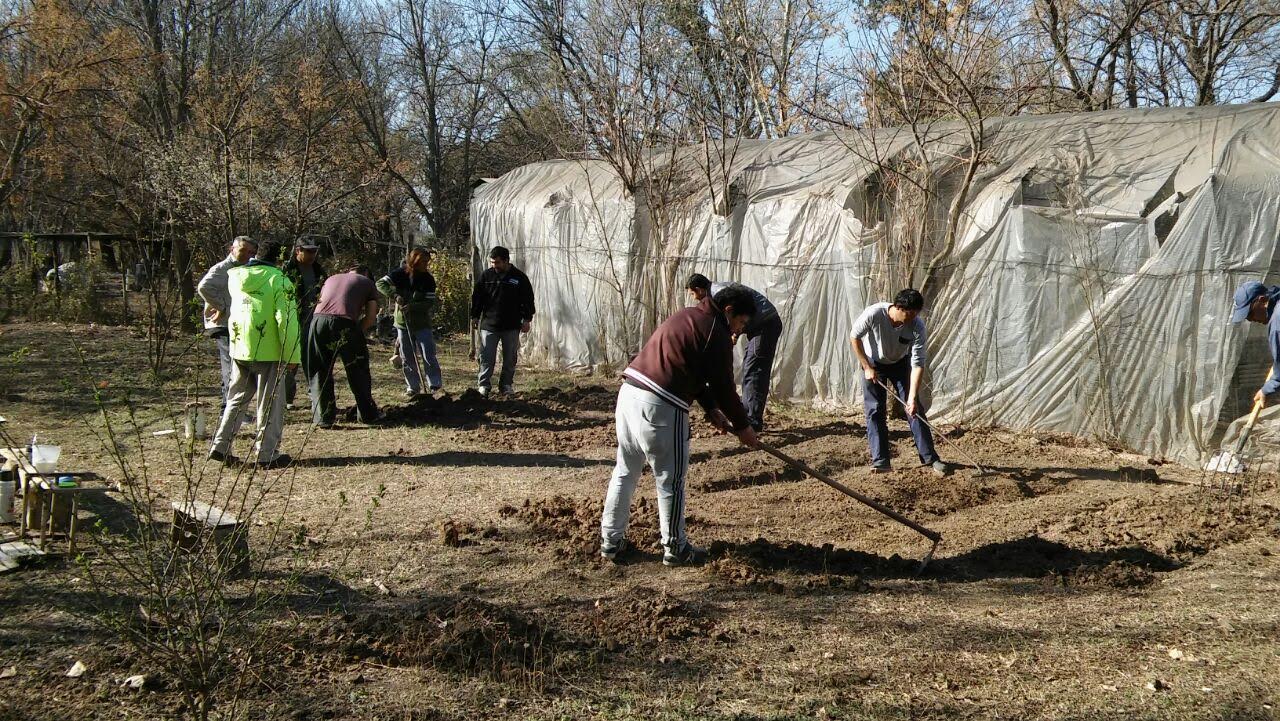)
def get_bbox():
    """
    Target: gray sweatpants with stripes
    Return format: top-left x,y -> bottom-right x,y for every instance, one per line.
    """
600,383 -> 691,552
